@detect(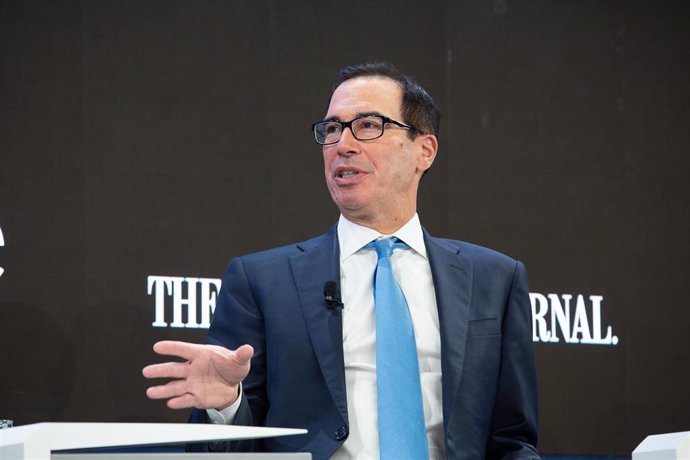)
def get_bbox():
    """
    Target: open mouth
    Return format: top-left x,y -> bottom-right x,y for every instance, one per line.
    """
338,170 -> 359,179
